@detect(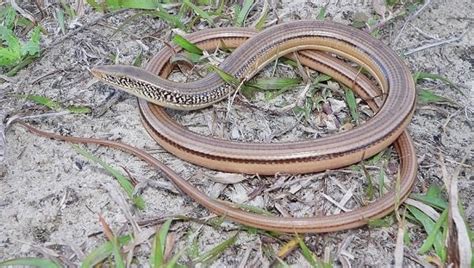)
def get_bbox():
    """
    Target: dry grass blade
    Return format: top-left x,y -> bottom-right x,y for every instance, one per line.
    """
0,257 -> 62,268
99,214 -> 114,241
210,172 -> 247,184
394,209 -> 407,268
98,214 -> 125,268
404,198 -> 440,221
277,237 -> 299,260
440,152 -> 472,267
10,0 -> 36,23
0,114 -> 5,177
102,183 -> 141,234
